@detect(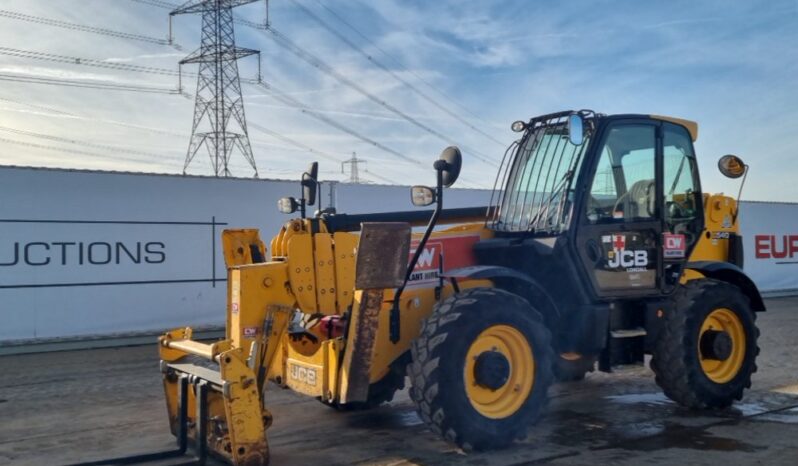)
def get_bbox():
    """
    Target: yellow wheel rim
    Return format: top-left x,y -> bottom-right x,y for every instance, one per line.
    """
464,324 -> 535,419
699,308 -> 746,384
